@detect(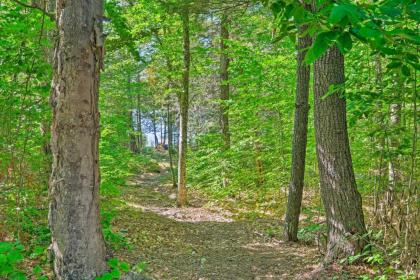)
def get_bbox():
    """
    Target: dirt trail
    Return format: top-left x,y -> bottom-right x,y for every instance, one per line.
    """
112,158 -> 355,280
